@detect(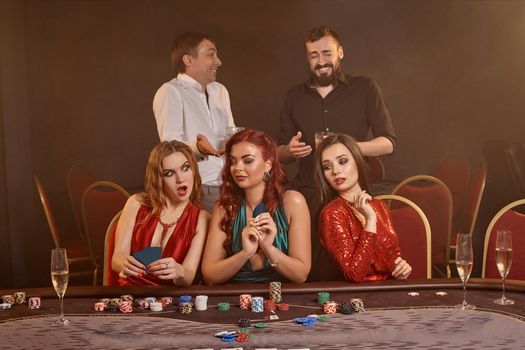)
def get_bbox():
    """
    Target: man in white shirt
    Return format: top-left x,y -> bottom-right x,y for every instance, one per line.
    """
153,32 -> 235,212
